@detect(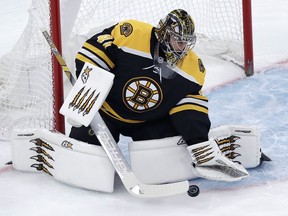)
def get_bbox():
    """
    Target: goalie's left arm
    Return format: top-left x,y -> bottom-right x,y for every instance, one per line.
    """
75,24 -> 117,78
